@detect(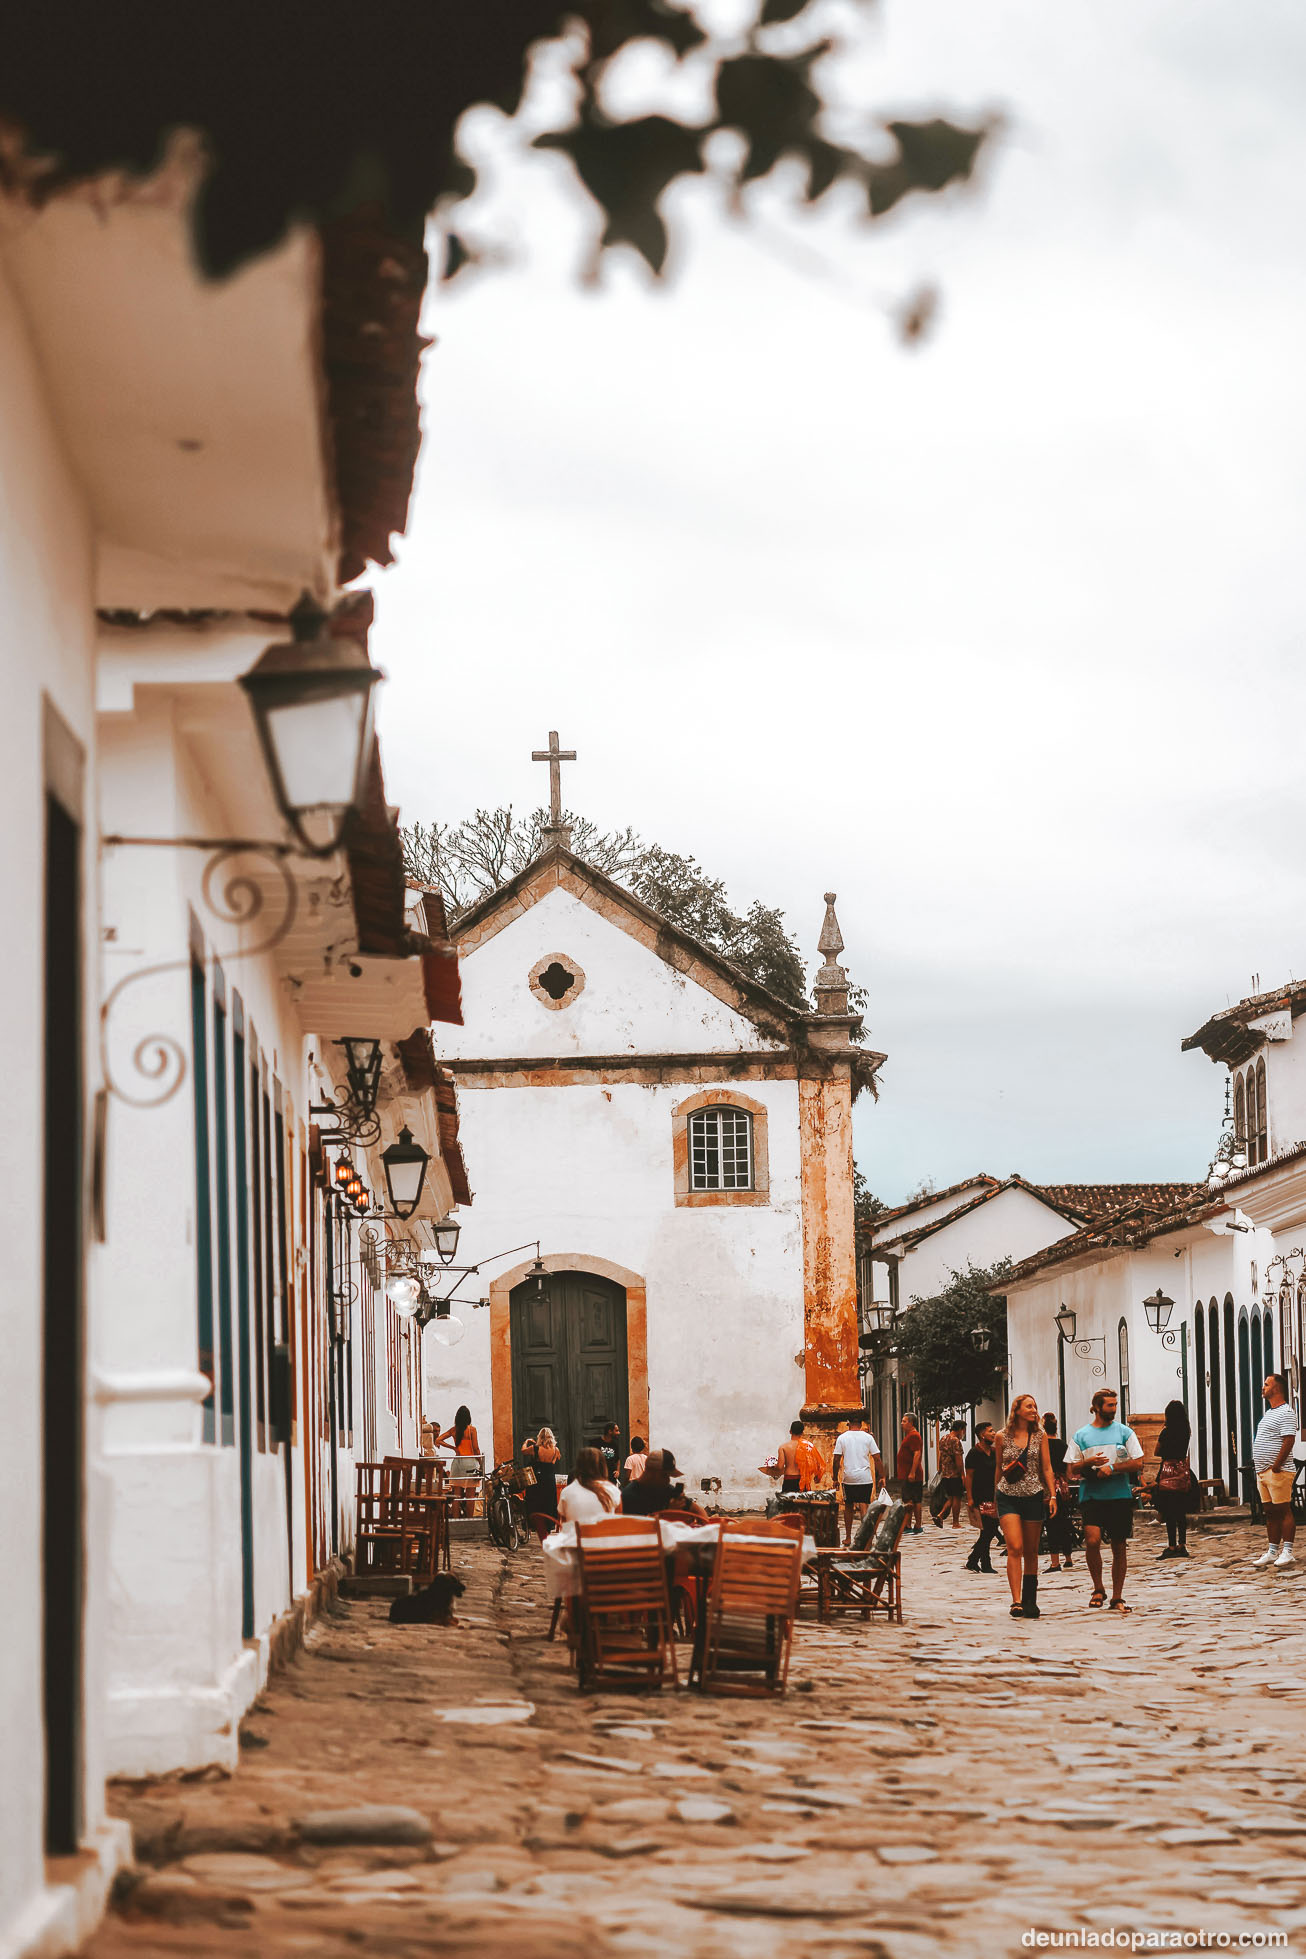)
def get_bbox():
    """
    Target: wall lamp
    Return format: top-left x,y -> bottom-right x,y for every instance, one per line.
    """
238,594 -> 381,859
1142,1289 -> 1175,1334
380,1126 -> 431,1220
